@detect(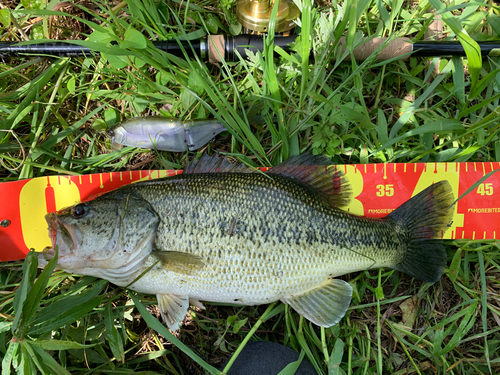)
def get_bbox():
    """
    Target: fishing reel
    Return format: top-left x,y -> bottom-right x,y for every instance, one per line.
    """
236,0 -> 300,33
